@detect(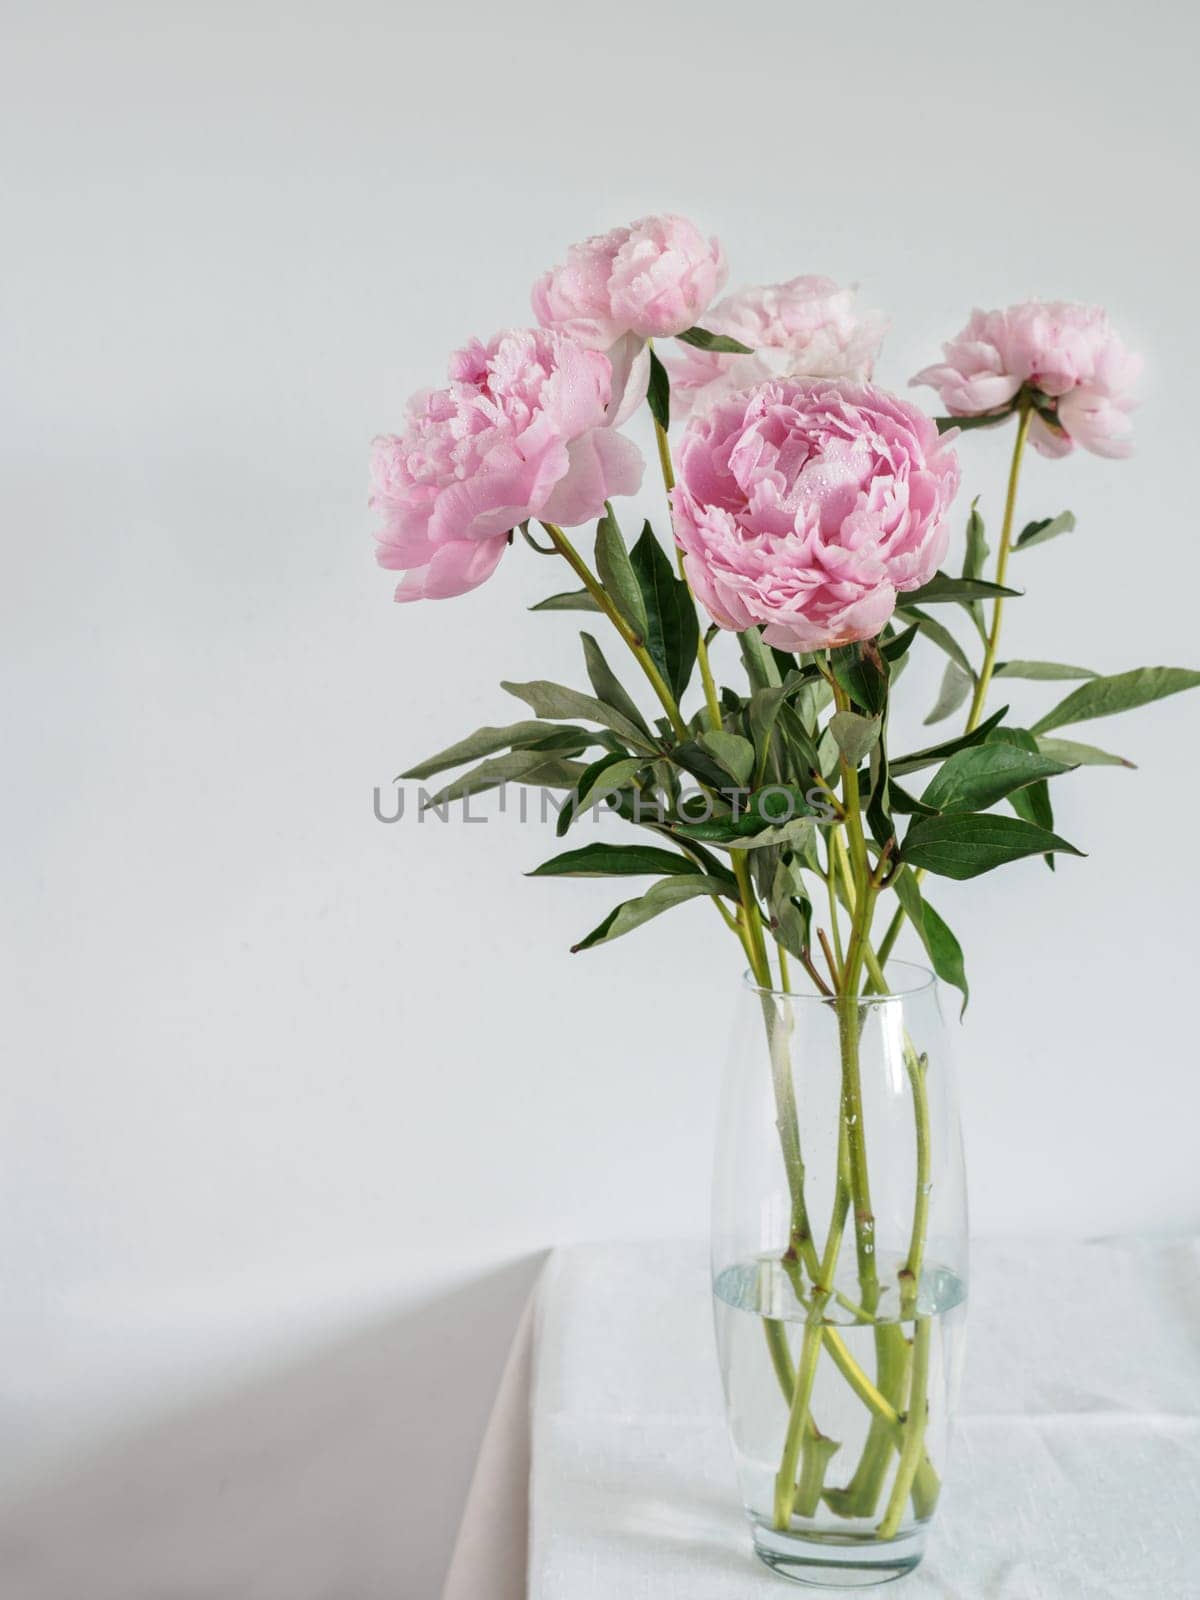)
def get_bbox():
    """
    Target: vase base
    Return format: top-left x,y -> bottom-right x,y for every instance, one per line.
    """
751,1521 -> 926,1588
